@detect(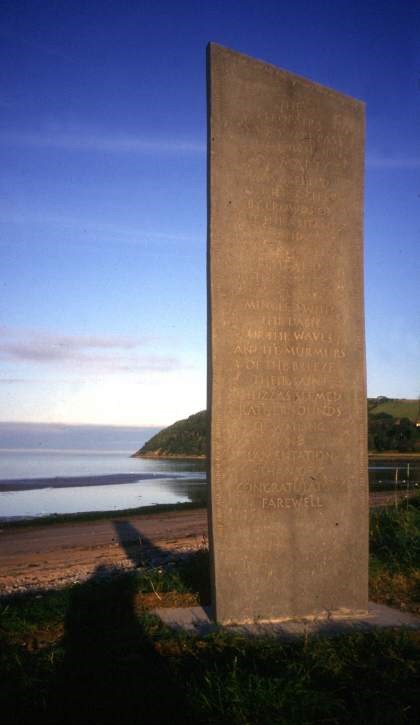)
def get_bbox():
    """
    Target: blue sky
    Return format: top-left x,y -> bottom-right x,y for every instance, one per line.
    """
0,0 -> 419,426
